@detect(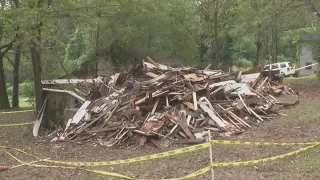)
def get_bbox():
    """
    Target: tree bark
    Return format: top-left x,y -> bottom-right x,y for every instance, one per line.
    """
265,36 -> 269,60
255,42 -> 262,67
0,13 -> 11,109
254,24 -> 263,67
271,26 -> 278,63
0,56 -> 10,109
212,0 -> 219,69
12,43 -> 22,108
31,0 -> 44,112
31,38 -> 43,112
